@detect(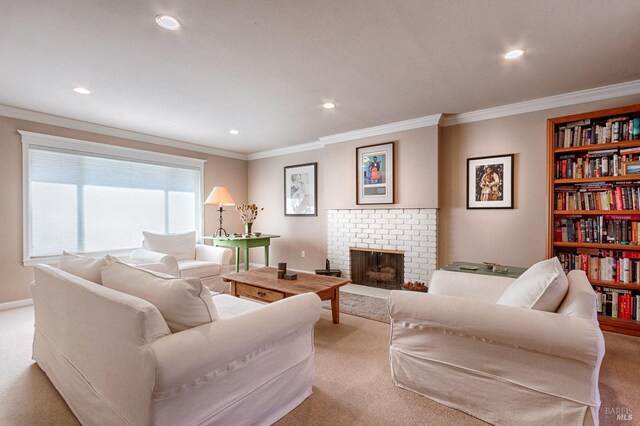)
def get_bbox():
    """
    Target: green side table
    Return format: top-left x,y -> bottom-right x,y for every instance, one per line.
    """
440,261 -> 527,279
202,234 -> 280,272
